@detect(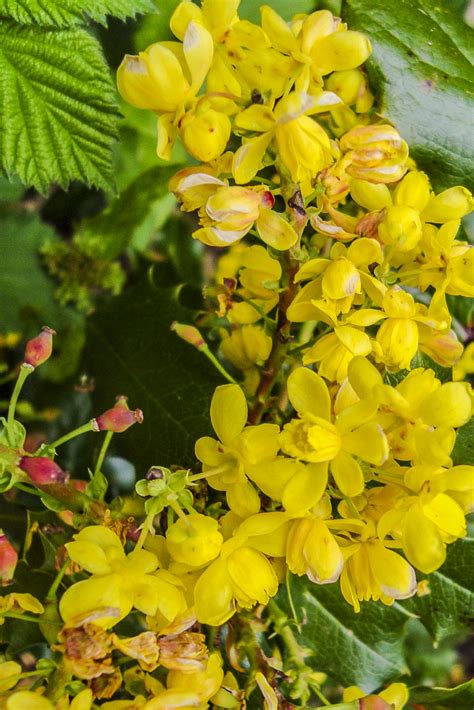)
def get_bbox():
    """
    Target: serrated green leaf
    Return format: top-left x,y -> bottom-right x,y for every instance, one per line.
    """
343,0 -> 474,191
0,0 -> 155,27
273,575 -> 410,692
0,21 -> 119,193
402,538 -> 474,642
84,271 -> 225,471
409,680 -> 474,709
